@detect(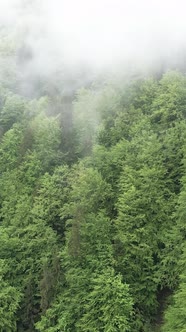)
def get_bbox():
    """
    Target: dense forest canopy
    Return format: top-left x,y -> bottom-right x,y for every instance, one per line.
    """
2,1 -> 186,332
